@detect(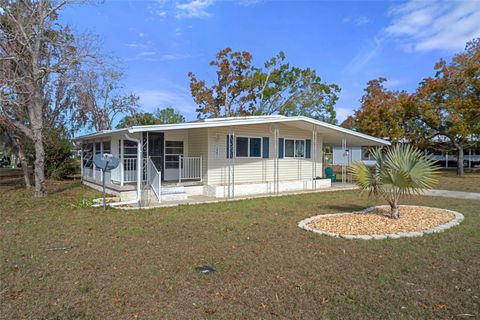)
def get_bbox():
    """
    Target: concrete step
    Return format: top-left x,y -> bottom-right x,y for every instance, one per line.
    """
160,192 -> 188,201
161,185 -> 185,195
